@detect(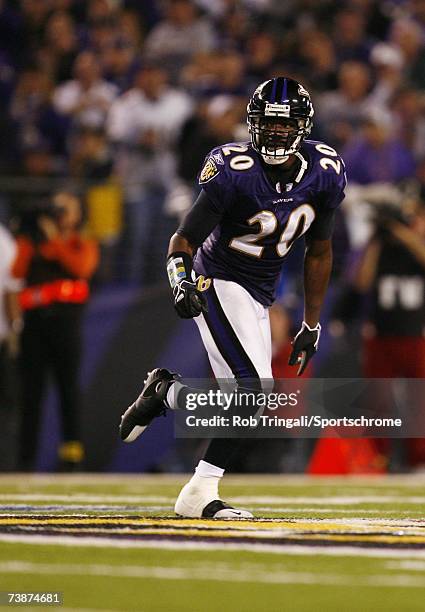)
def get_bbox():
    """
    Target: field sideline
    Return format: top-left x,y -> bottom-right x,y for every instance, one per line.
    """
0,474 -> 424,611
